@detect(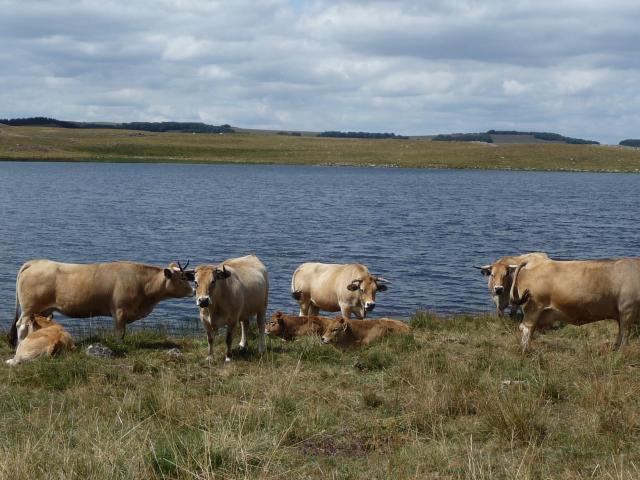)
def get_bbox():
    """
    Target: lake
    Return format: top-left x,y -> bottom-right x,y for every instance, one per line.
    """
1,161 -> 639,334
